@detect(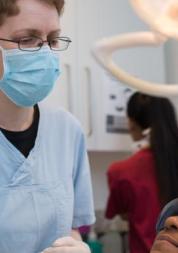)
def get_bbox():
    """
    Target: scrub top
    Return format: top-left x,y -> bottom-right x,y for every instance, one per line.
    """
0,105 -> 95,253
